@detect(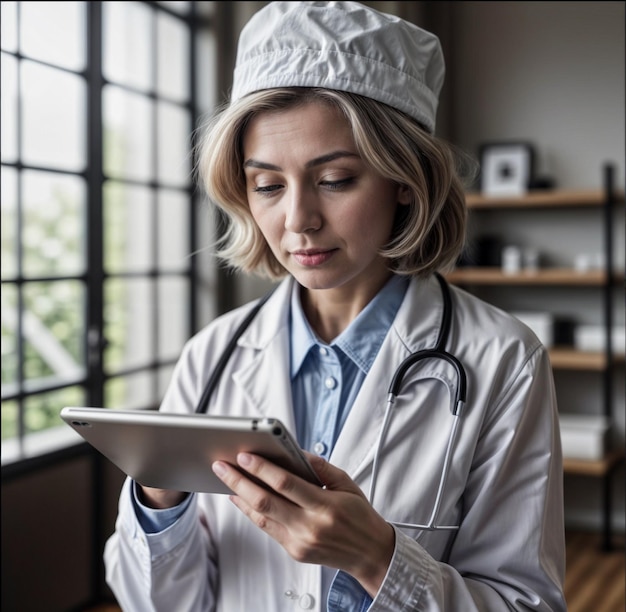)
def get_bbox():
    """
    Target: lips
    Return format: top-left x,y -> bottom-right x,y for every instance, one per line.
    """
291,249 -> 337,267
